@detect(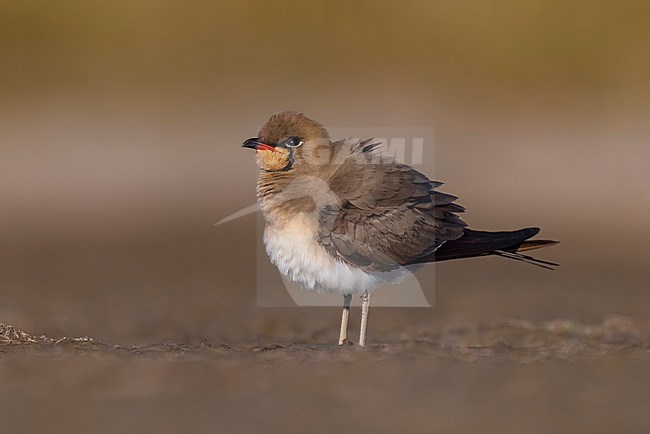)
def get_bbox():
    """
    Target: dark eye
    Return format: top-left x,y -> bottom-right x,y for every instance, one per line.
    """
279,136 -> 303,148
